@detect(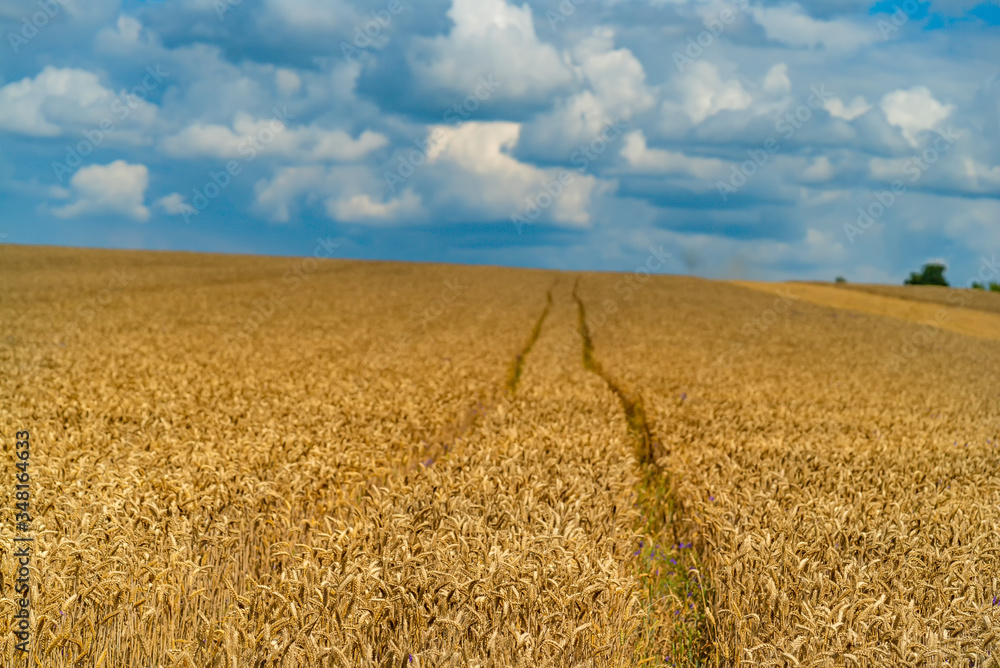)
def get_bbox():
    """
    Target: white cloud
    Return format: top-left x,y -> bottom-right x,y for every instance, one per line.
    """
52,160 -> 150,221
410,0 -> 573,99
155,192 -> 190,215
326,190 -> 423,223
0,66 -> 156,137
620,130 -> 726,178
252,163 -> 425,225
276,68 -> 302,96
801,155 -> 834,182
521,28 -> 655,149
867,151 -> 1000,196
110,14 -> 141,42
426,121 -> 607,226
959,157 -> 1000,192
0,0 -> 995,283
257,0 -> 357,32
762,63 -> 792,94
252,122 -> 609,227
752,4 -> 879,50
824,95 -> 871,121
253,165 -> 329,223
254,165 -> 329,223
95,14 -> 157,51
161,114 -> 388,162
670,61 -> 753,124
570,29 -> 656,121
880,86 -> 954,147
